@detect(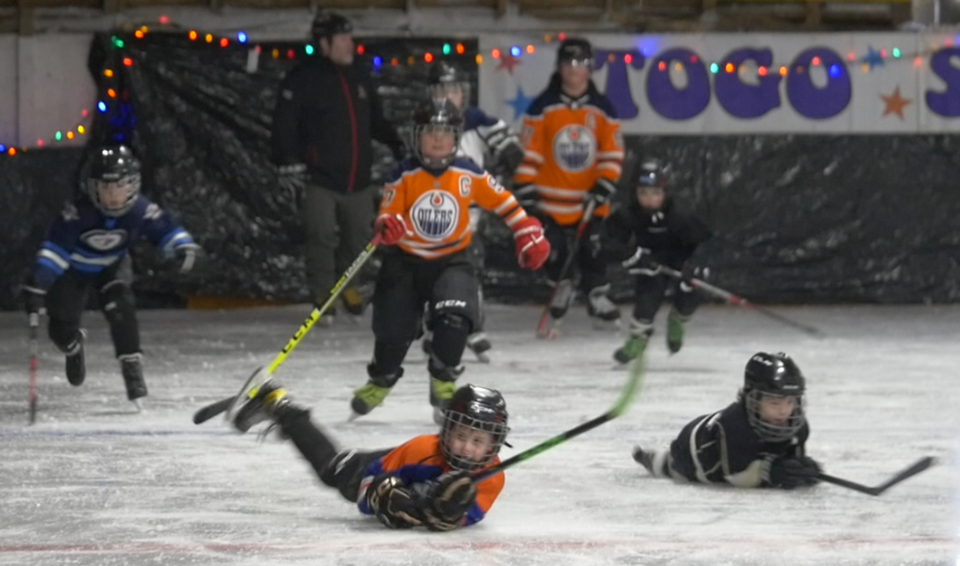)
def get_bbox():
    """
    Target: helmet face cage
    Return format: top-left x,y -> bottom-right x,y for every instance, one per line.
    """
415,123 -> 461,168
88,175 -> 141,217
637,160 -> 669,189
557,39 -> 594,69
743,389 -> 806,443
440,408 -> 509,471
427,83 -> 470,108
